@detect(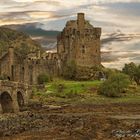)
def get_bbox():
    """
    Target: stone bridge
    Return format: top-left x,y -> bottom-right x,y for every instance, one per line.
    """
0,80 -> 32,113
